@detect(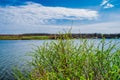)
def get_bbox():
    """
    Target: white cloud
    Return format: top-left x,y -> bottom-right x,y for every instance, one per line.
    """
0,2 -> 98,25
1,2 -> 119,34
100,0 -> 114,9
70,21 -> 120,33
100,0 -> 109,6
104,3 -> 114,8
1,20 -> 120,34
